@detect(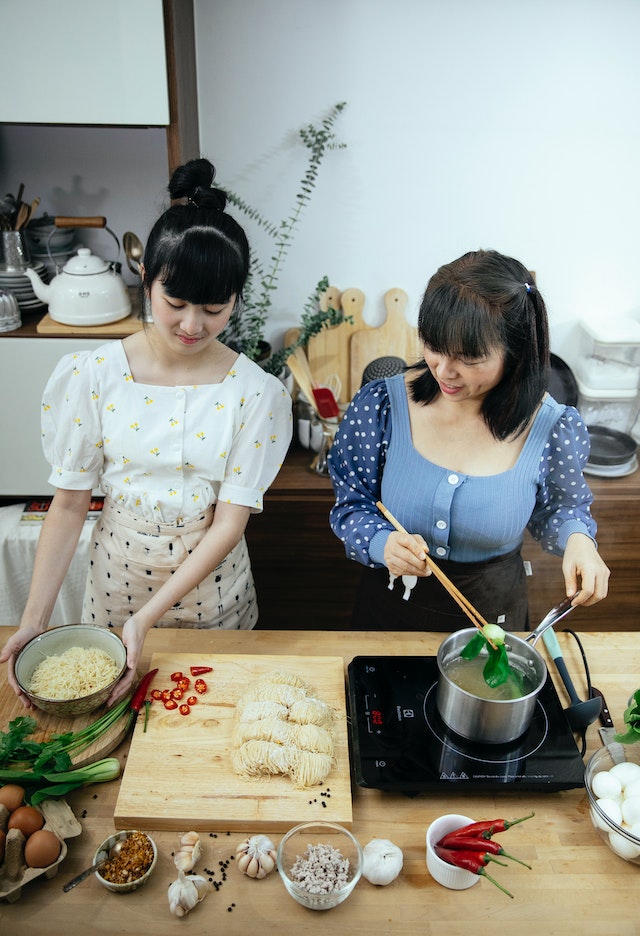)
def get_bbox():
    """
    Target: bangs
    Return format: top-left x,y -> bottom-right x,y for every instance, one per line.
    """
155,227 -> 247,305
420,285 -> 505,358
